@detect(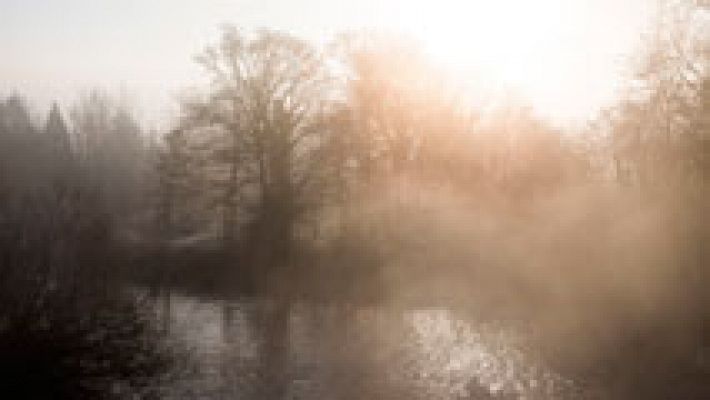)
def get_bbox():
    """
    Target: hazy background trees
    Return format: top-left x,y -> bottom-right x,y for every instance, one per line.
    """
0,91 -> 174,398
